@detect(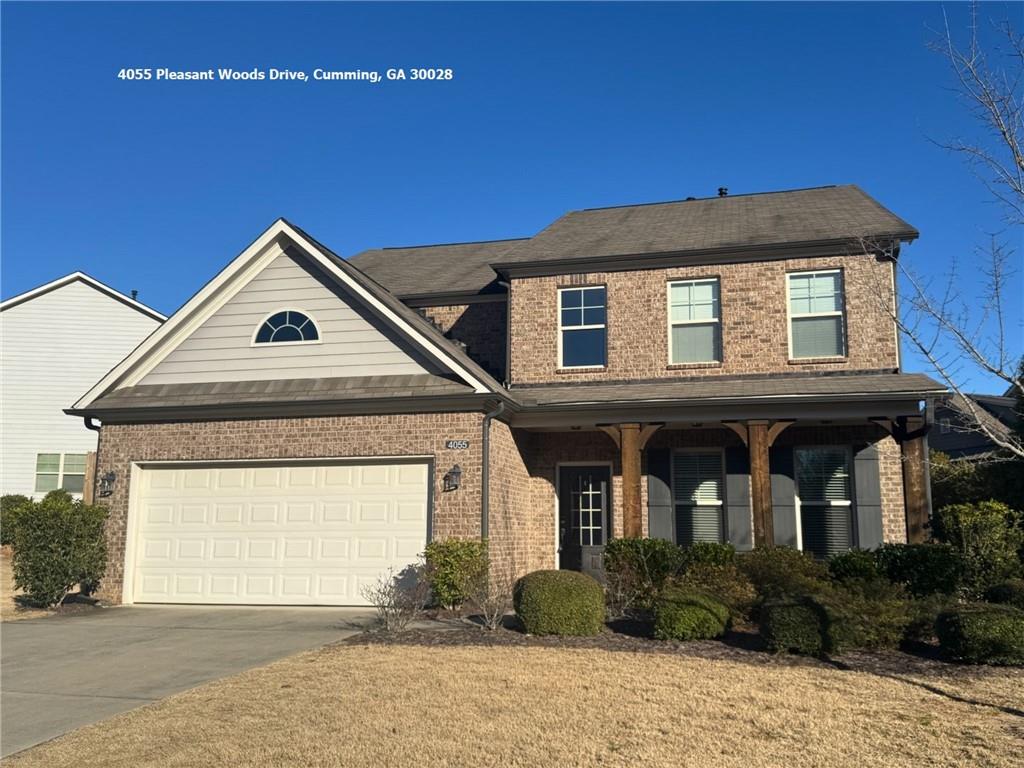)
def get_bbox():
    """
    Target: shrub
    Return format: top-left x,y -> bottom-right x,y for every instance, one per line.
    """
1,494 -> 31,546
904,593 -> 958,643
874,543 -> 963,597
603,537 -> 684,615
828,549 -> 880,584
466,565 -> 516,631
985,579 -> 1024,610
825,577 -> 911,652
936,603 -> 1024,665
11,491 -> 108,608
933,501 -> 1023,596
360,564 -> 430,632
423,538 -> 489,610
679,542 -> 735,571
760,597 -> 829,656
653,587 -> 729,641
514,570 -> 605,636
676,562 -> 757,620
737,546 -> 829,601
